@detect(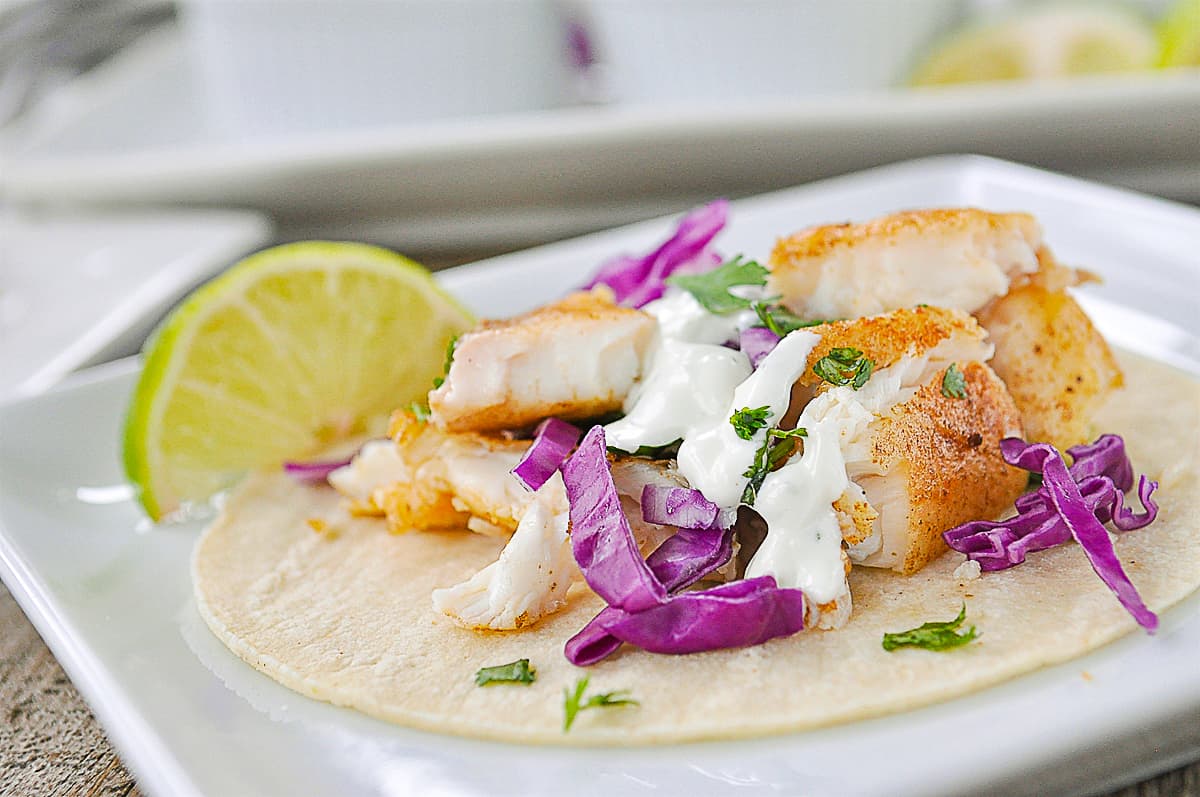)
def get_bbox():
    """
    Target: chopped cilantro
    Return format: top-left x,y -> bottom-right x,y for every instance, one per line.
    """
409,402 -> 431,422
562,676 -> 638,732
882,603 -> 979,652
664,255 -> 768,314
433,335 -> 459,389
941,363 -> 967,399
741,427 -> 807,505
752,302 -> 833,336
474,658 -> 536,686
730,405 -> 772,440
608,439 -> 682,459
812,347 -> 874,390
